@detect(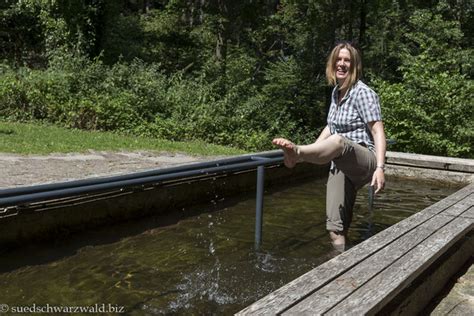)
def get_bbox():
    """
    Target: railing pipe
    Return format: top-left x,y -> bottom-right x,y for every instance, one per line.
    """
251,157 -> 269,250
0,156 -> 283,208
0,151 -> 283,198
